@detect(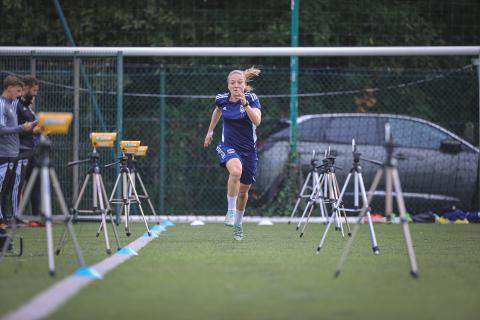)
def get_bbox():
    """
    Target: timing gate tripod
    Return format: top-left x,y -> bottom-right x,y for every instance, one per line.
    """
297,149 -> 351,238
107,154 -> 152,237
288,151 -> 327,225
1,136 -> 95,276
334,125 -> 419,279
59,149 -> 122,255
317,140 -> 379,255
127,155 -> 161,224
